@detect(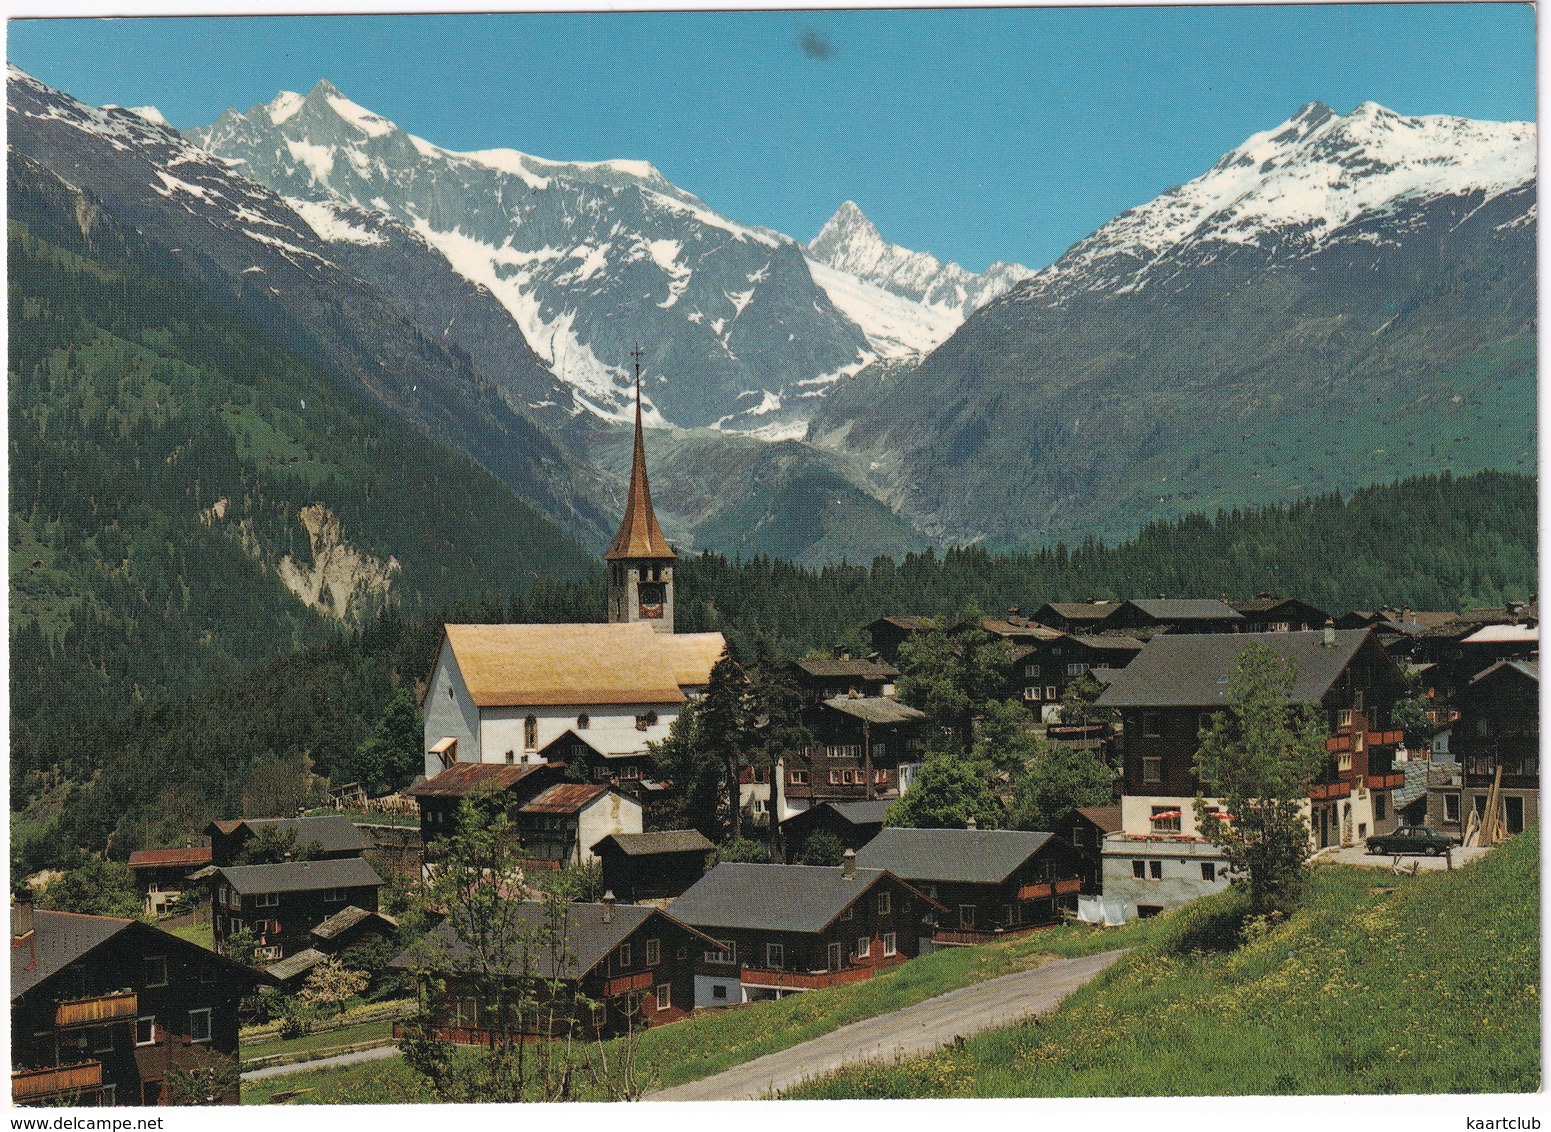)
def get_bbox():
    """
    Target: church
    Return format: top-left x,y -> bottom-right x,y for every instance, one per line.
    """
419,363 -> 726,792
